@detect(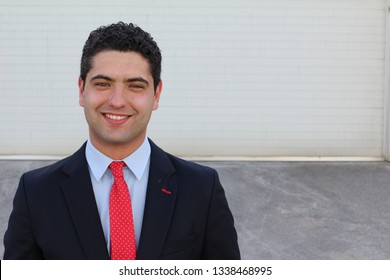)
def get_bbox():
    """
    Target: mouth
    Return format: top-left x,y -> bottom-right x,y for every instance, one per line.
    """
105,113 -> 129,120
103,113 -> 131,124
